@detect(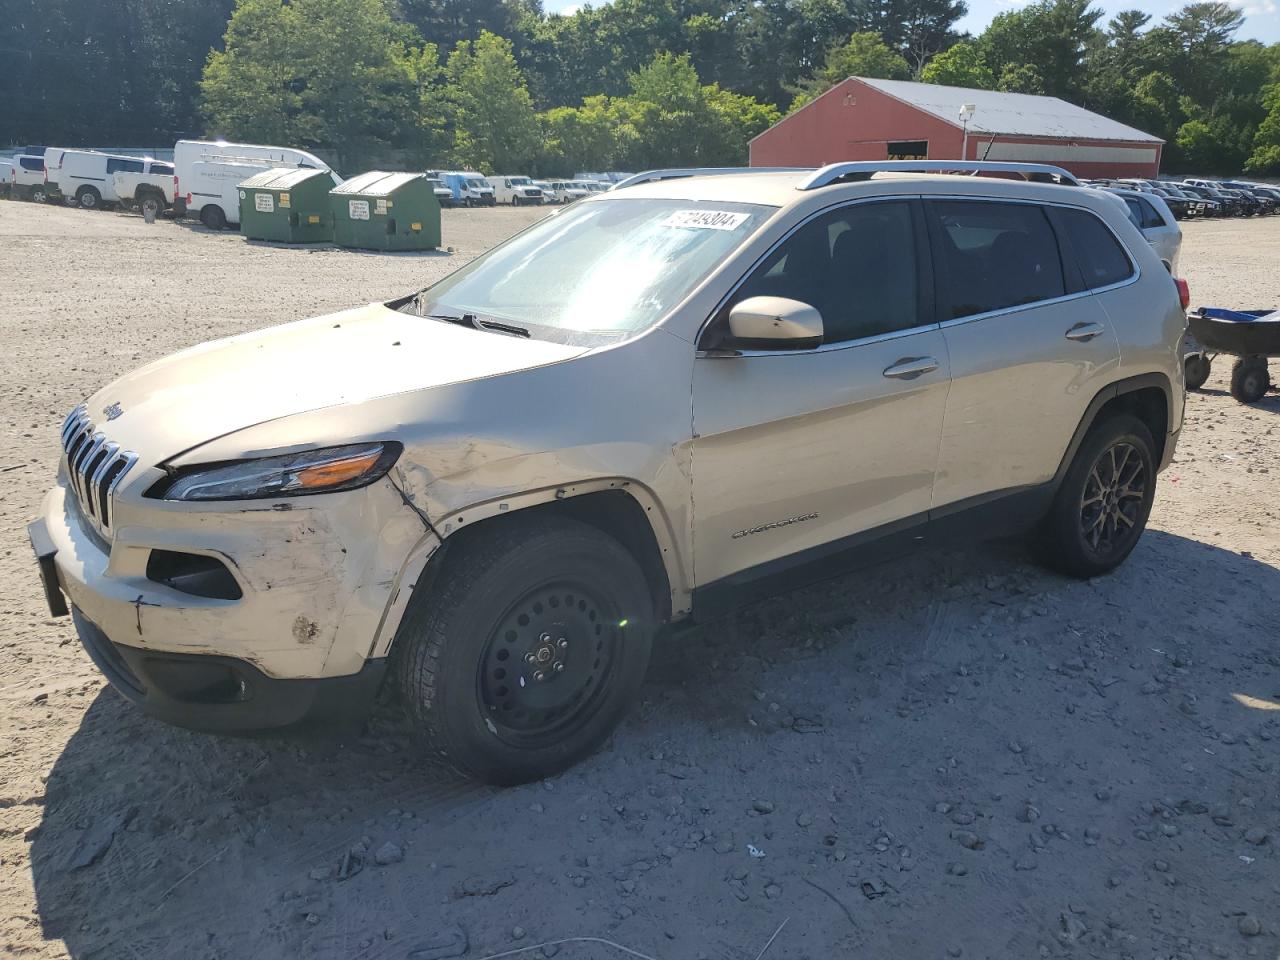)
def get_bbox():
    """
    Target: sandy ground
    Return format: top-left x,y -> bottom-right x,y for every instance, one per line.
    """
0,202 -> 1277,960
